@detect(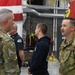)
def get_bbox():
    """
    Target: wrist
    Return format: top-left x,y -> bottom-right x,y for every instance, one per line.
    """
28,67 -> 31,72
22,59 -> 25,62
